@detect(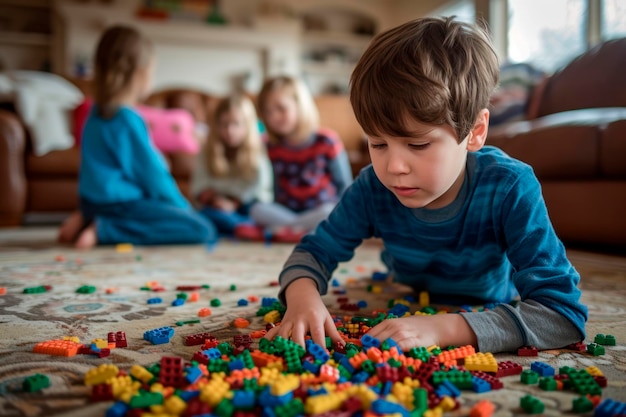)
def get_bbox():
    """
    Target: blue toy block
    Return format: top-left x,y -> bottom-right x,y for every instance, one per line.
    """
339,356 -> 355,373
237,299 -> 249,306
185,366 -> 203,384
351,371 -> 369,383
381,381 -> 393,396
143,327 -> 174,345
472,376 -> 492,393
372,399 -> 410,417
228,359 -> 245,371
302,360 -> 321,374
331,278 -> 340,287
307,342 -> 330,362
233,390 -> 256,409
147,297 -> 162,304
106,402 -> 129,417
357,300 -> 368,308
261,297 -> 278,307
177,390 -> 199,401
372,271 -> 388,281
388,303 -> 410,316
436,380 -> 461,398
258,387 -> 293,407
531,361 -> 555,377
203,348 -> 222,359
594,399 -> 626,417
171,298 -> 184,307
403,295 -> 416,303
360,334 -> 381,350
